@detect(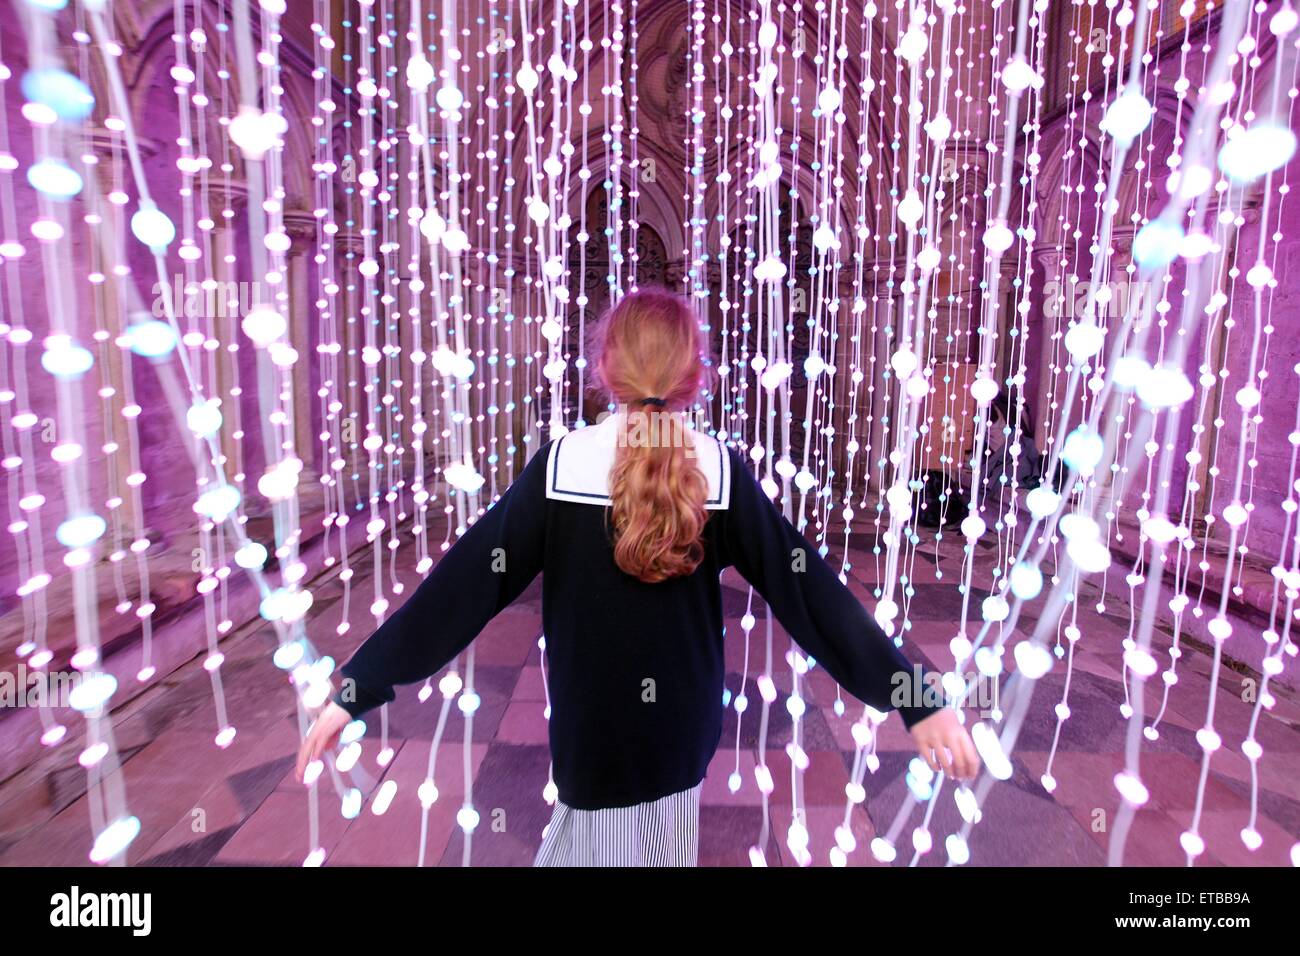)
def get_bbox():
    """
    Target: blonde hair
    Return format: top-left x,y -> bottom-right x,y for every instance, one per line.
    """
593,289 -> 711,584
